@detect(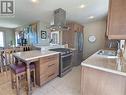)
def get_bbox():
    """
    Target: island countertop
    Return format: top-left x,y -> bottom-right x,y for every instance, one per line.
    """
13,50 -> 60,62
81,50 -> 126,76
